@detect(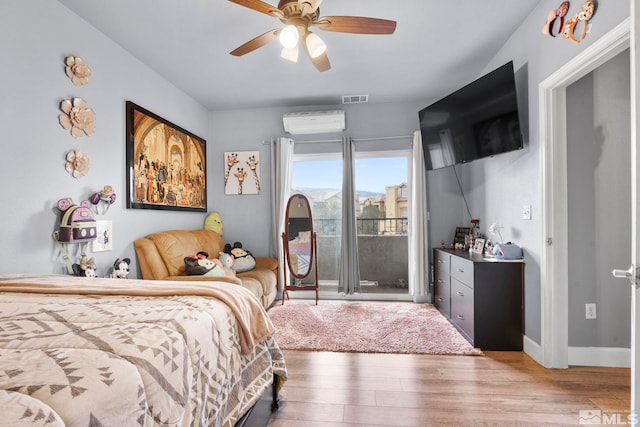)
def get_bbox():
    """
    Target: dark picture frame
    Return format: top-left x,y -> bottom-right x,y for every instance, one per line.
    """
453,227 -> 471,246
125,101 -> 207,212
